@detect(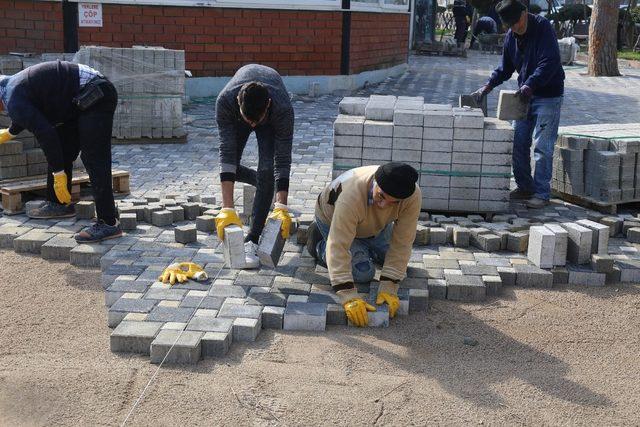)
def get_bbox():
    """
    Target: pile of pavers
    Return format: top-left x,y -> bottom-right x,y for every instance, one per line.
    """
4,184 -> 640,364
334,96 -> 513,213
73,46 -> 187,141
0,114 -> 56,180
552,123 -> 640,204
